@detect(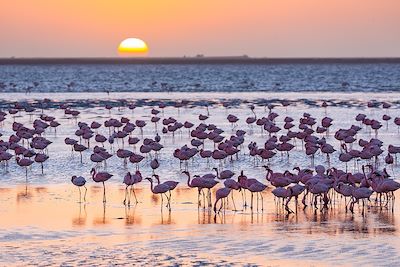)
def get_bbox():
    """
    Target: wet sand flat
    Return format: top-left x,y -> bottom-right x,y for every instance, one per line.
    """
0,184 -> 399,266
